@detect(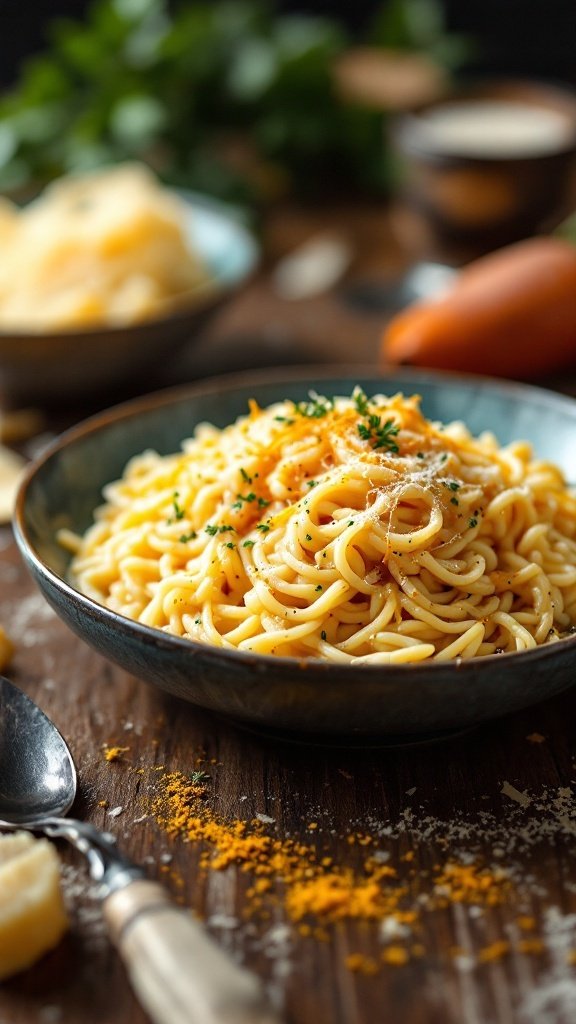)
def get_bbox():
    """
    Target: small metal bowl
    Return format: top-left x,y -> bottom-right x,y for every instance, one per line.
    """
14,367 -> 576,741
0,192 -> 259,407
